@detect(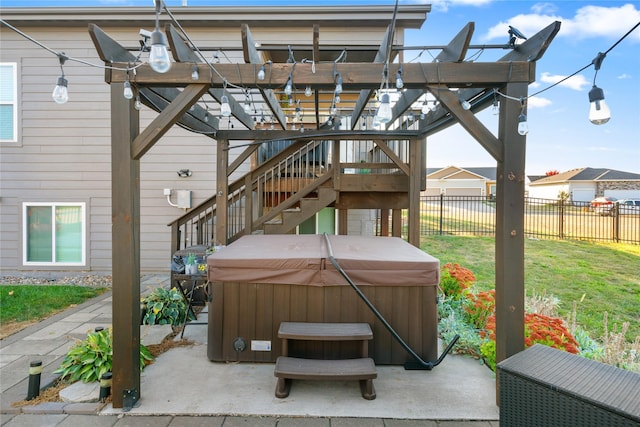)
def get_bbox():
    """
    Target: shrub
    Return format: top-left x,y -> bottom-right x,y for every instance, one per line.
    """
55,328 -> 153,383
464,289 -> 495,329
439,263 -> 475,300
141,287 -> 194,326
481,313 -> 579,371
